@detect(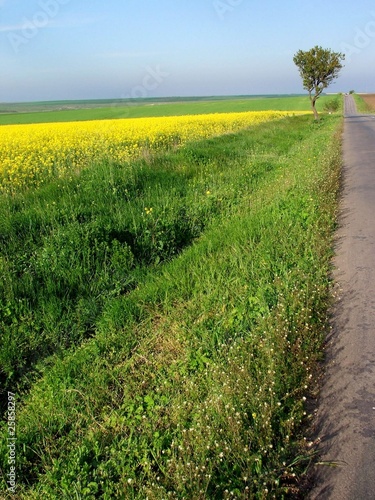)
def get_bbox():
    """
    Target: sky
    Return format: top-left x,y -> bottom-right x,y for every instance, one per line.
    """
1,0 -> 375,102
